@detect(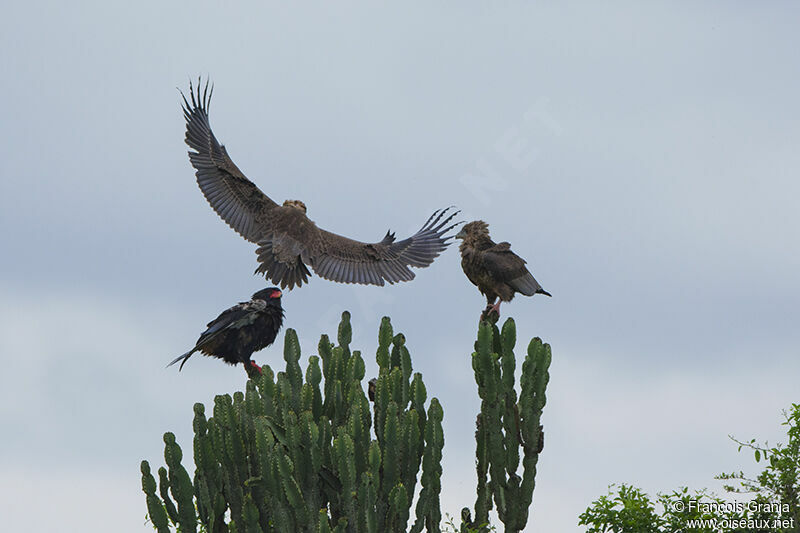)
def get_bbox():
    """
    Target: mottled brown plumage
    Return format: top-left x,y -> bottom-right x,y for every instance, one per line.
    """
180,80 -> 459,290
455,220 -> 550,317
